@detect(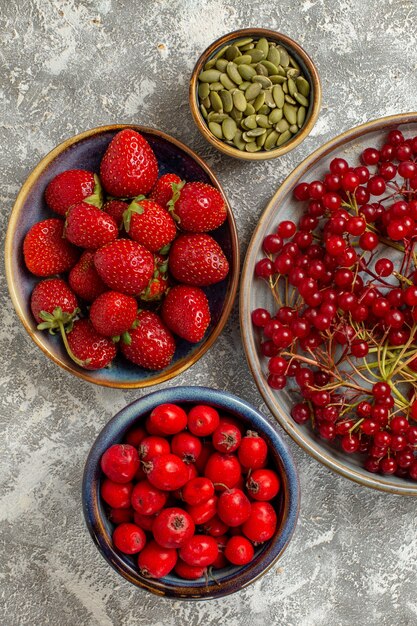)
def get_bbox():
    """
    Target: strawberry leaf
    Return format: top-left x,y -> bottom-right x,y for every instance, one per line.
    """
84,174 -> 104,209
167,180 -> 185,223
123,195 -> 147,232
